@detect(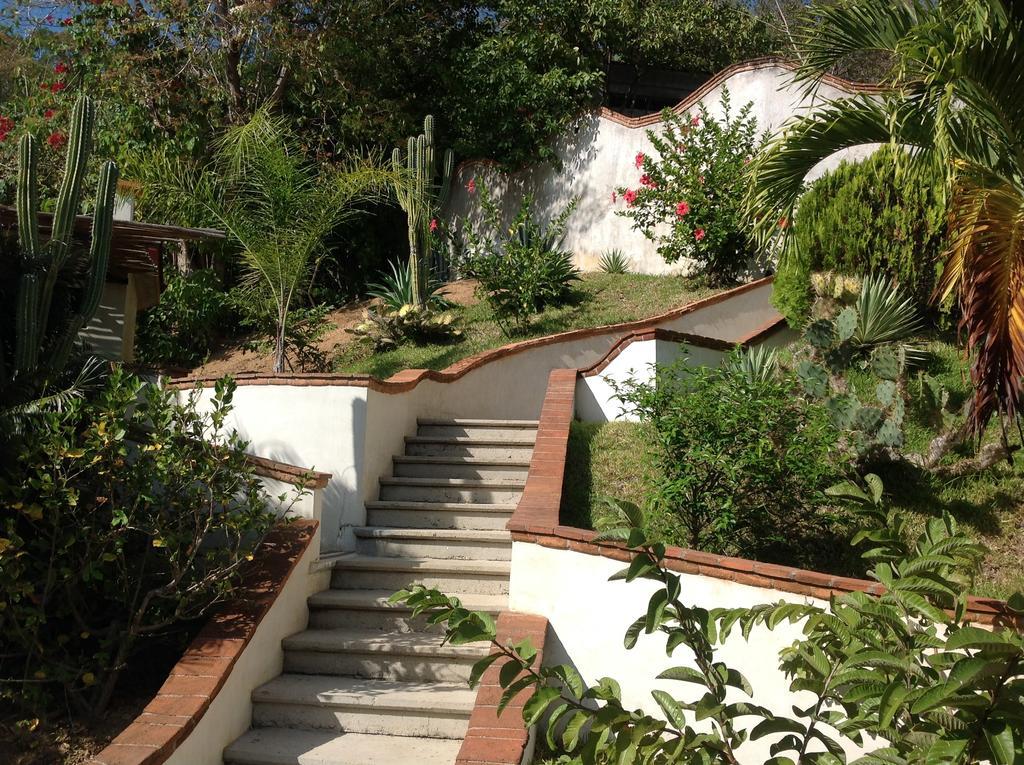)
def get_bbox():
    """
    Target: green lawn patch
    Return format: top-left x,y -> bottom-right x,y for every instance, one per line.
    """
333,273 -> 718,378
